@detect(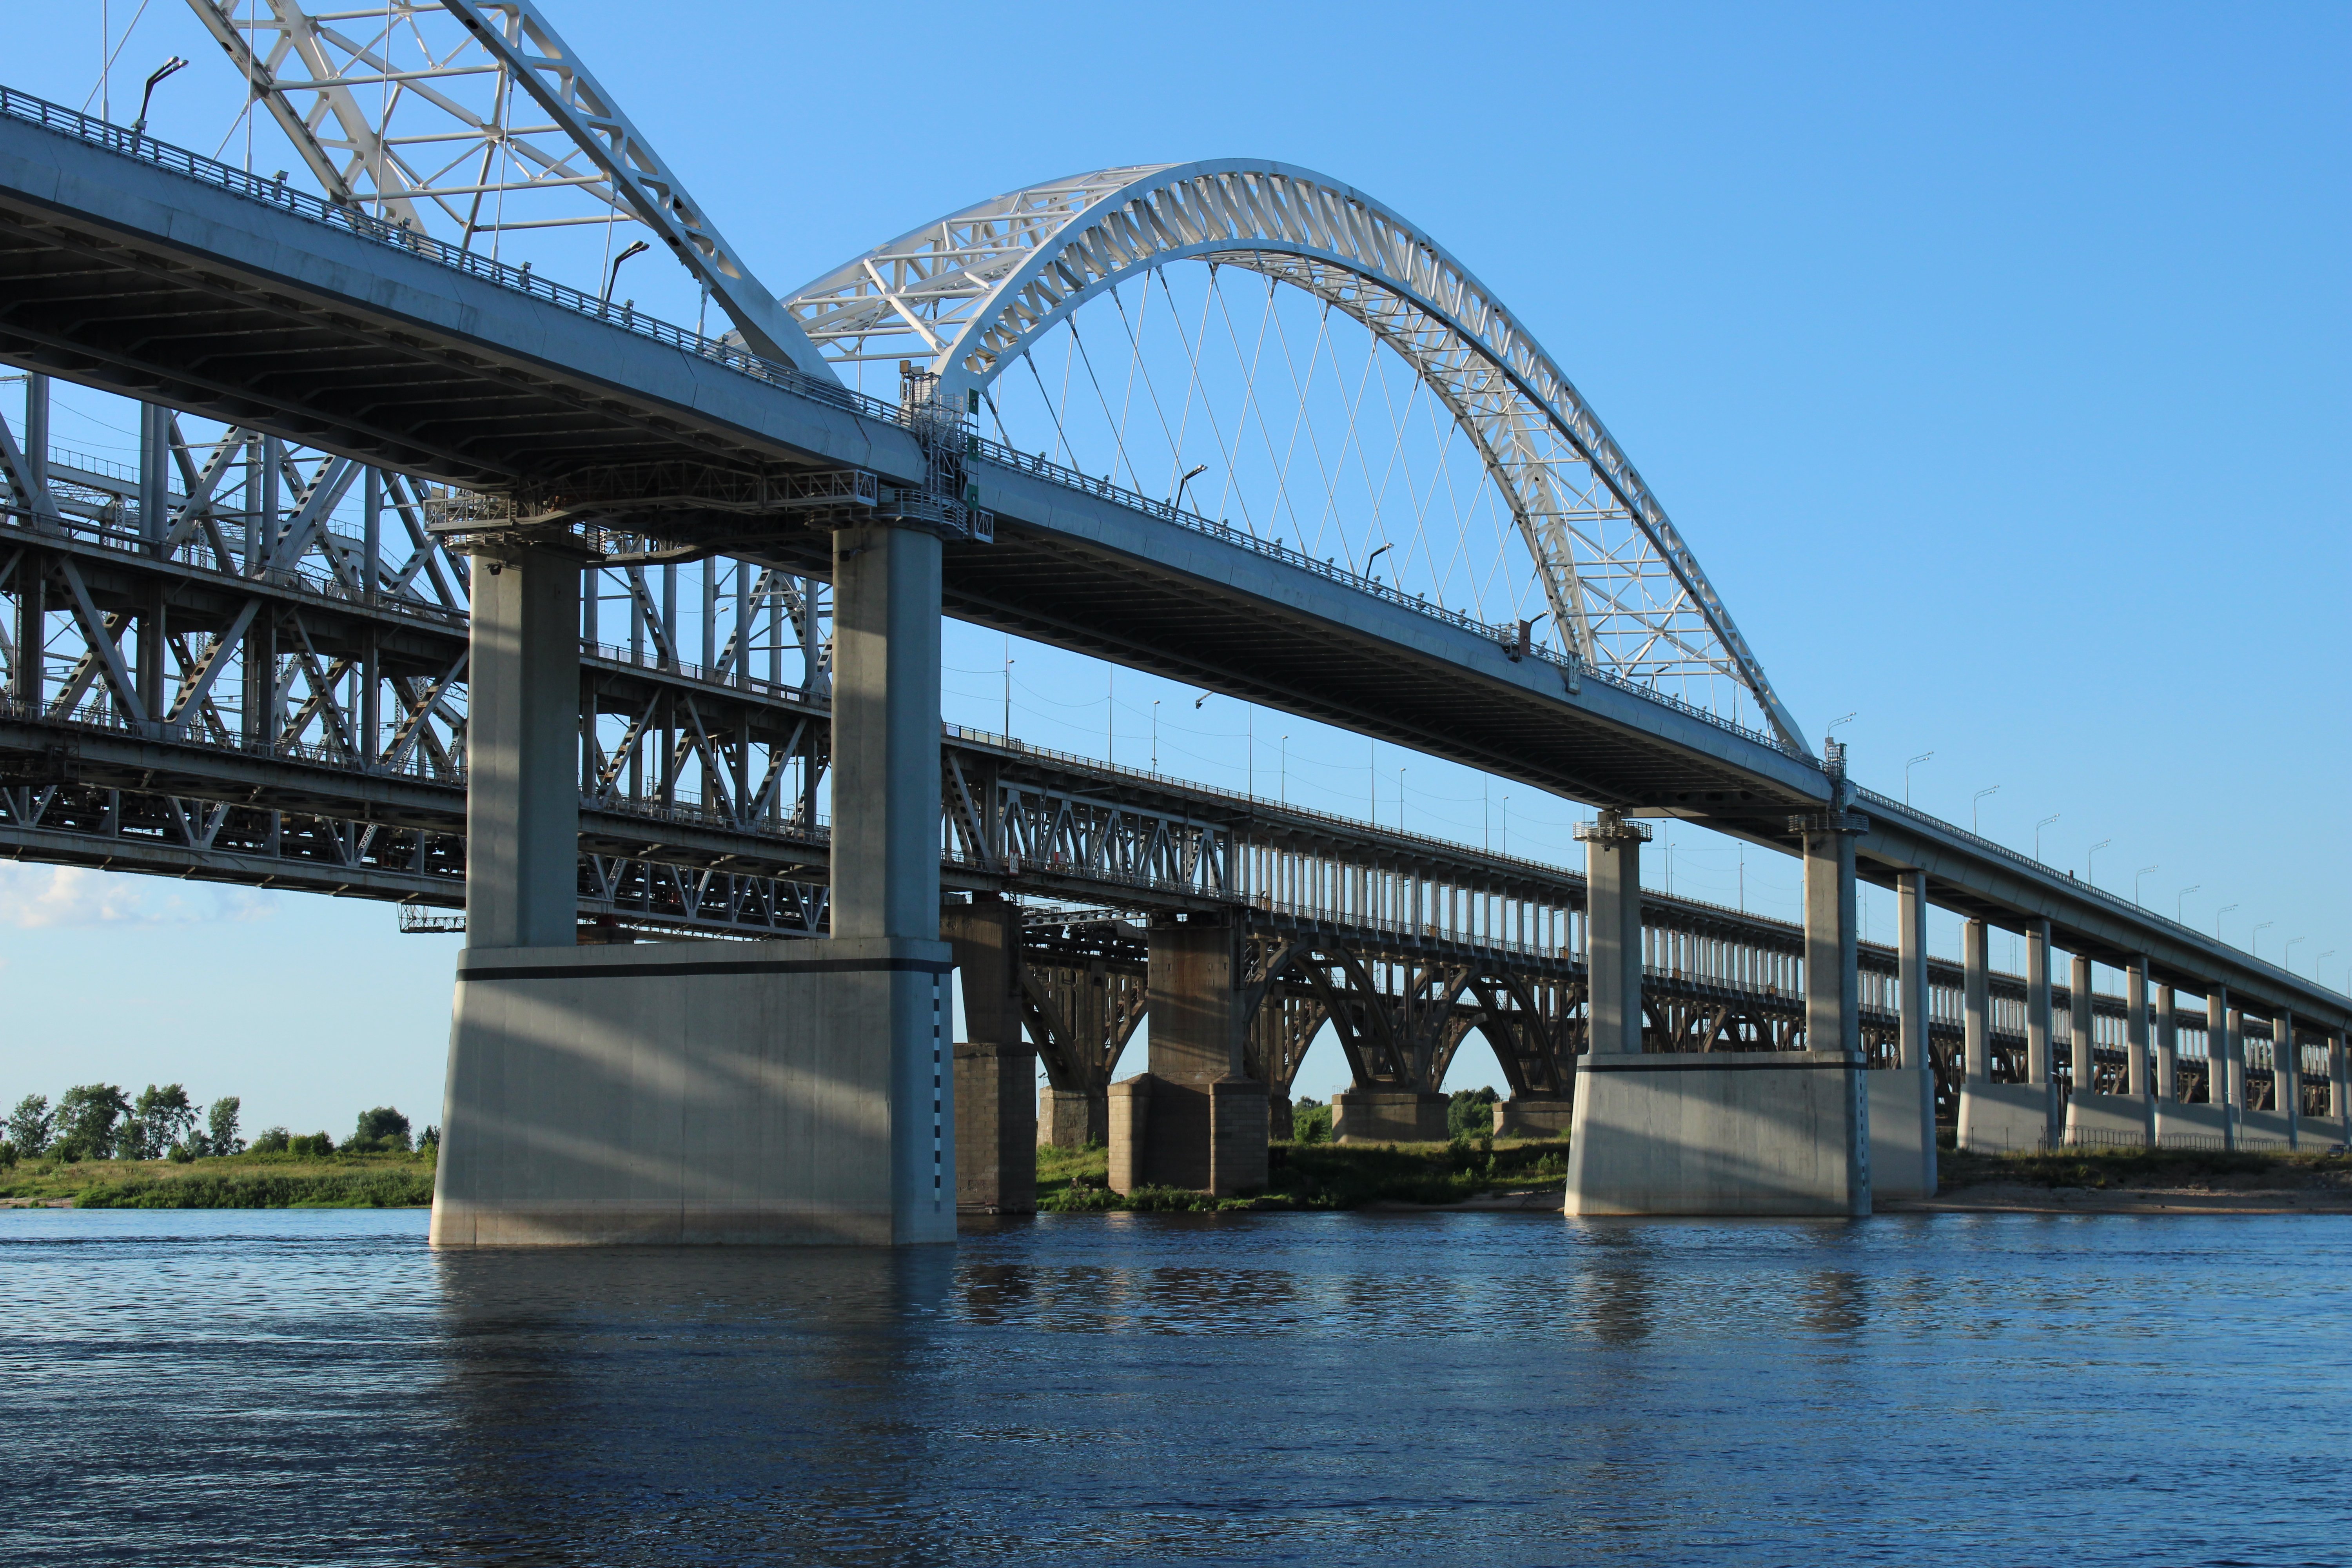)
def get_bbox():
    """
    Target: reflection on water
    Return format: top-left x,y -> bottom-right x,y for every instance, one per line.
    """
1,1208 -> 2347,1565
